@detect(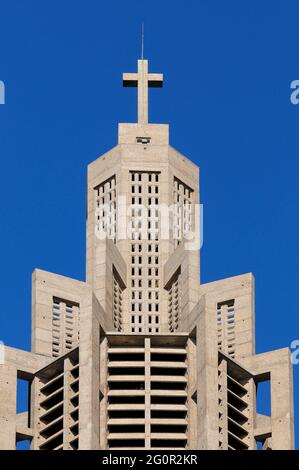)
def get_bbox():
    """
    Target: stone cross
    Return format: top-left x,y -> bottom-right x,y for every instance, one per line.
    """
123,60 -> 163,124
